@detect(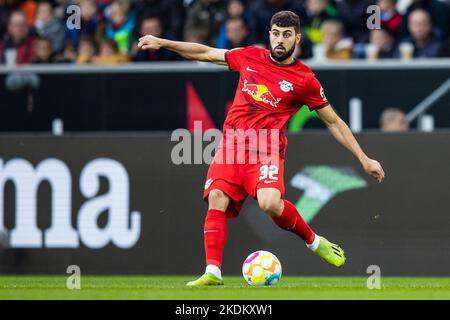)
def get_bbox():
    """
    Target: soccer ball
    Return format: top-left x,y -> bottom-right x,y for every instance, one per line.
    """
242,250 -> 282,286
